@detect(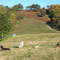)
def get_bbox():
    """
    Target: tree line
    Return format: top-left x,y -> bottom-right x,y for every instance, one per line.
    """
0,4 -> 23,38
